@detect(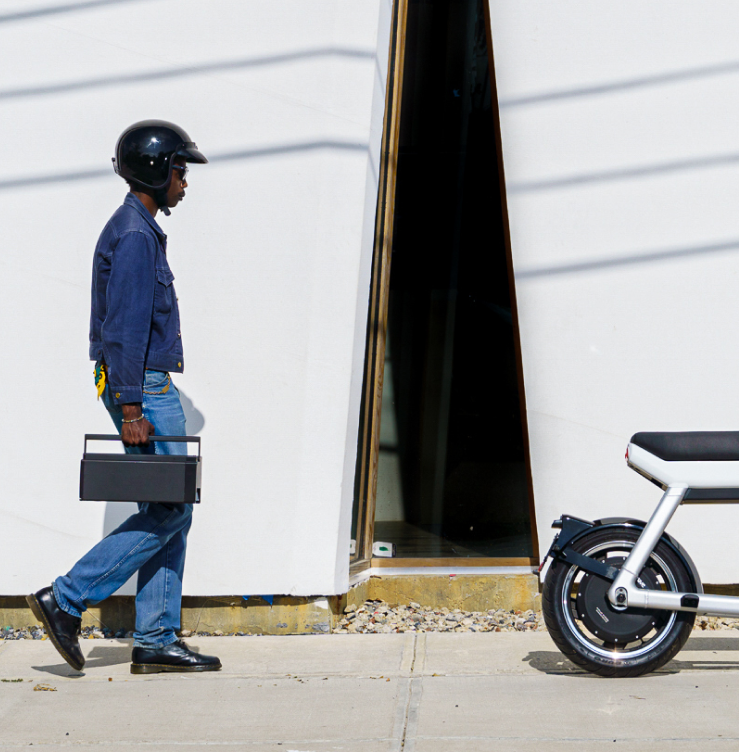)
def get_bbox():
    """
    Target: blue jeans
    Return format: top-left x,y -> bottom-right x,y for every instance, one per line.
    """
54,369 -> 192,648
